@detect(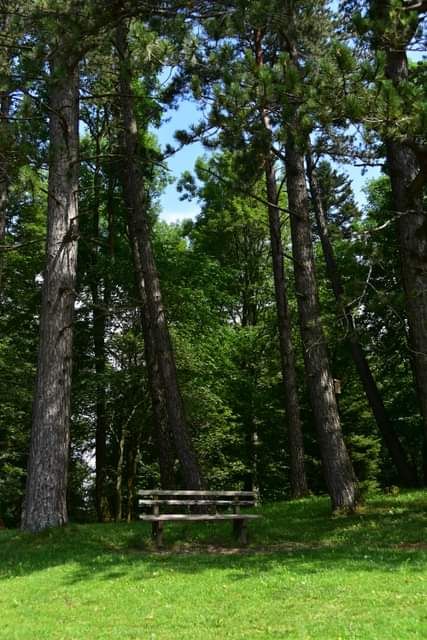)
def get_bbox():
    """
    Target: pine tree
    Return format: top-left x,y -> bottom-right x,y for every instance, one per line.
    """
367,0 -> 427,477
306,152 -> 418,486
116,19 -> 202,489
21,7 -> 80,531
